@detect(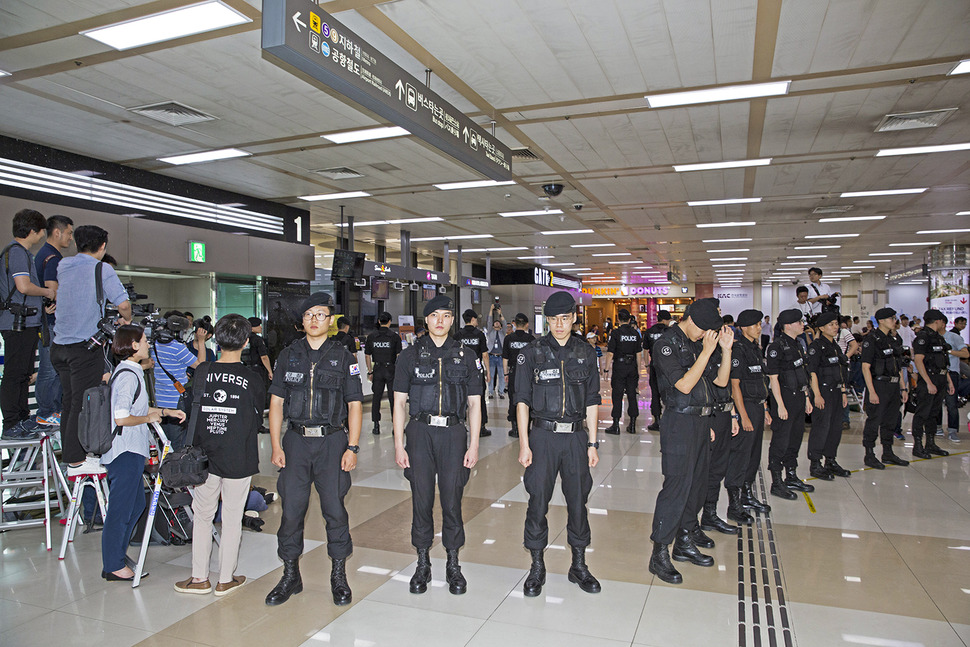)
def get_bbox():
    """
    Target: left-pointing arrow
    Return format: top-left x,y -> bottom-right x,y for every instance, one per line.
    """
292,12 -> 307,32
